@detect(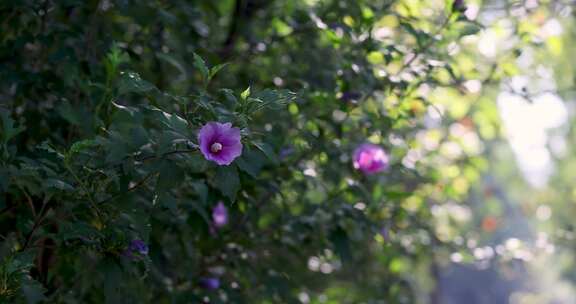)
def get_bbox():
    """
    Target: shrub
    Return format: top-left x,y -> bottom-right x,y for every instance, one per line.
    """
0,0 -> 489,302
